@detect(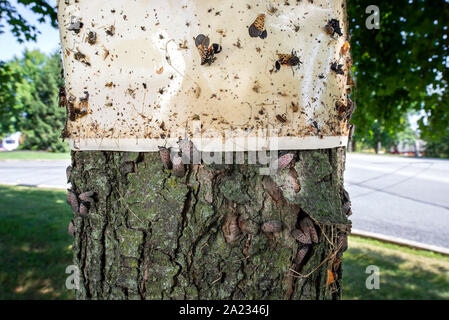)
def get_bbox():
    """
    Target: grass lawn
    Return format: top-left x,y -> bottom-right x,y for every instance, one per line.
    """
0,151 -> 70,161
343,237 -> 449,299
1,184 -> 448,300
0,185 -> 73,299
